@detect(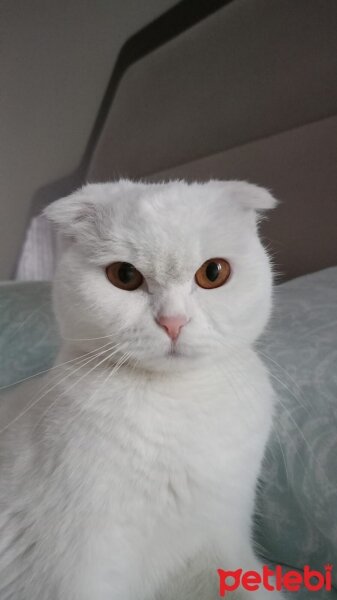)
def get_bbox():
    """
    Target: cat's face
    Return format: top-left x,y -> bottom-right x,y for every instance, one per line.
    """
46,180 -> 276,371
